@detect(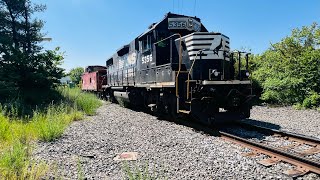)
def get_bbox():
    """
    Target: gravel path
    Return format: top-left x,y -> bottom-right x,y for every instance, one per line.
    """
244,106 -> 320,139
34,104 -> 320,179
